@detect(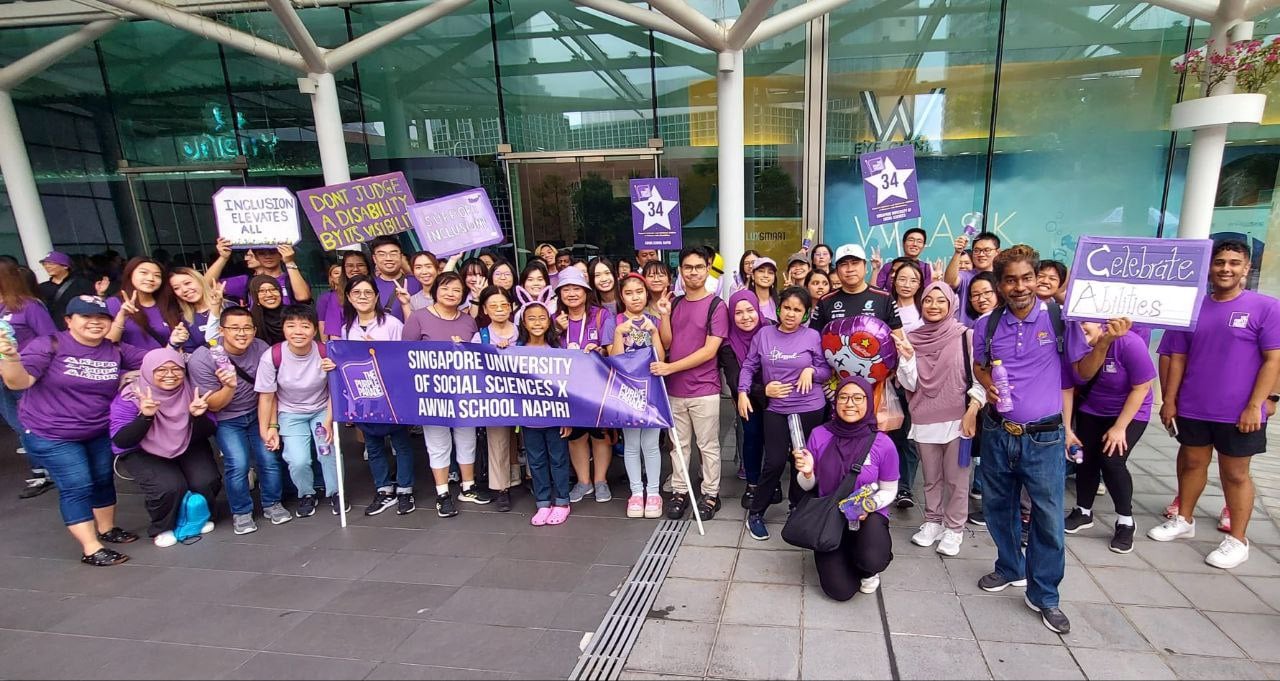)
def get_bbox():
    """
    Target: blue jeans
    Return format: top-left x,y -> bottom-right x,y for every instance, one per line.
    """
980,413 -> 1067,608
525,426 -> 570,508
214,411 -> 284,515
24,432 -> 115,525
279,410 -> 338,498
622,427 -> 661,496
0,386 -> 39,474
360,424 -> 415,493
